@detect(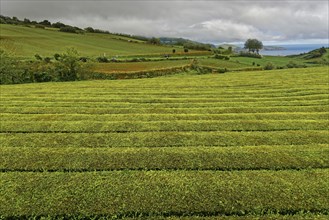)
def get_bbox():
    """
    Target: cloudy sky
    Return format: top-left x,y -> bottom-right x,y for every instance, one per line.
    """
1,0 -> 328,45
